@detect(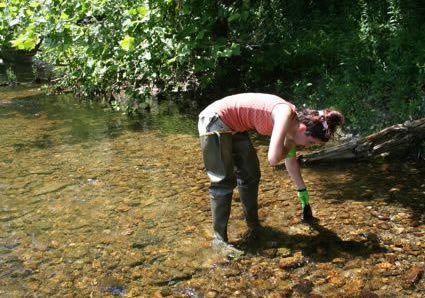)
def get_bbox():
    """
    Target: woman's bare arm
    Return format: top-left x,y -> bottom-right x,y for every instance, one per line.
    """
268,104 -> 296,165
